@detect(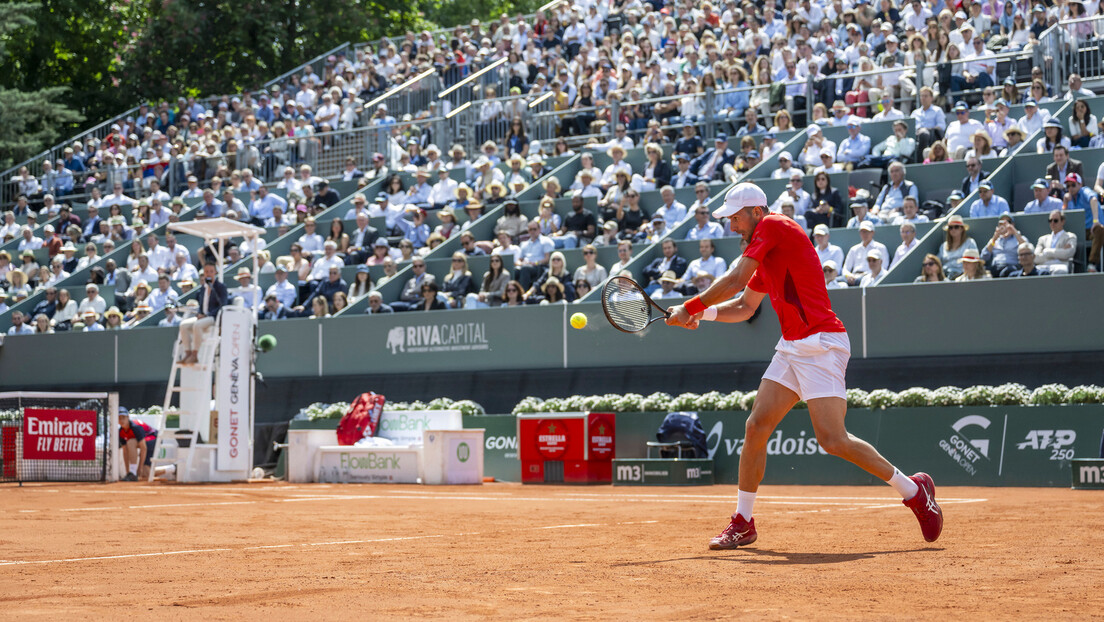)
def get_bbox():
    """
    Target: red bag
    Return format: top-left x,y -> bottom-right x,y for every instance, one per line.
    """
336,393 -> 386,445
